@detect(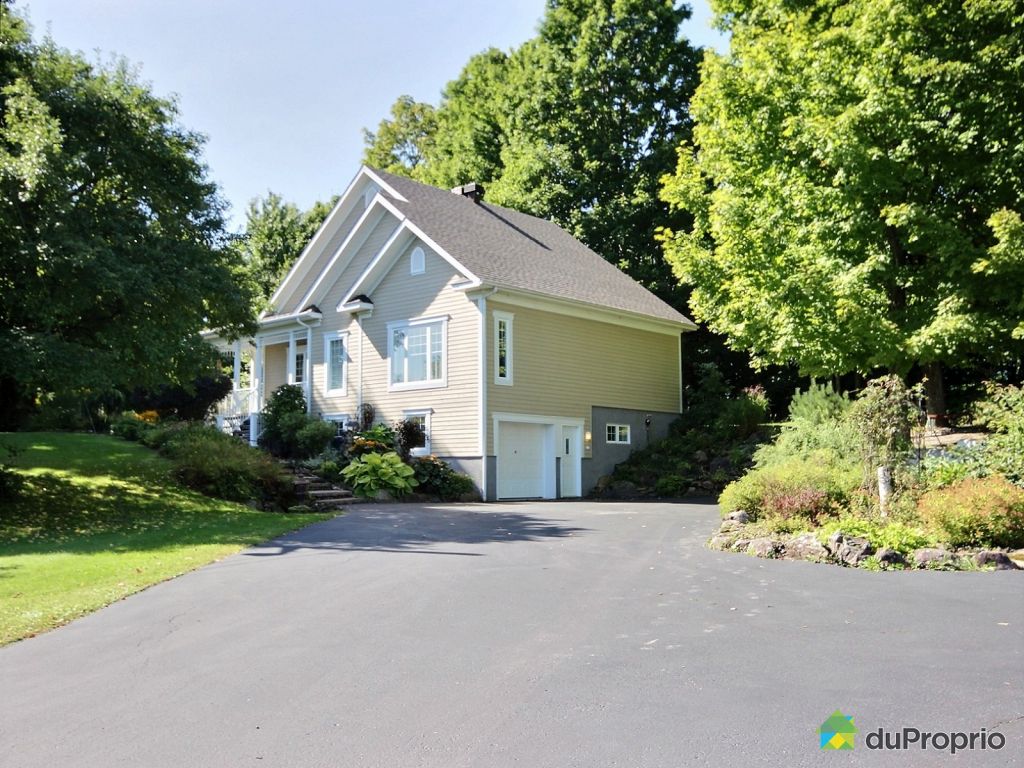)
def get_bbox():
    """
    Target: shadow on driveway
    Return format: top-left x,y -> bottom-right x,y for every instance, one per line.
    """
244,504 -> 589,557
